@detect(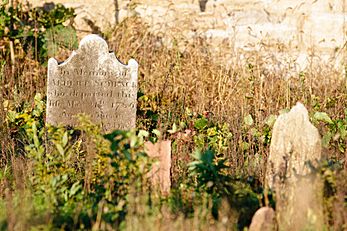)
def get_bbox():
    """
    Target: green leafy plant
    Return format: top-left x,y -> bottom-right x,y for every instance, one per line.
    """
168,111 -> 233,157
188,149 -> 261,228
188,149 -> 230,219
0,1 -> 77,63
313,110 -> 347,153
194,121 -> 233,155
4,93 -> 153,229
